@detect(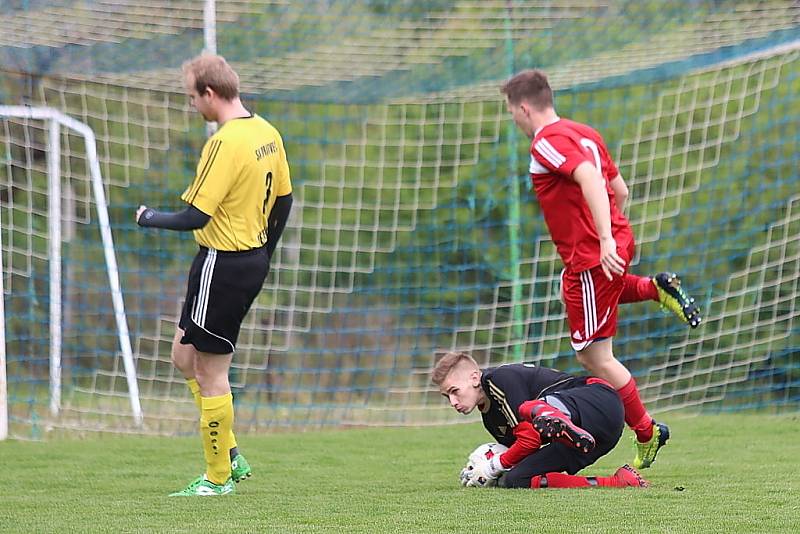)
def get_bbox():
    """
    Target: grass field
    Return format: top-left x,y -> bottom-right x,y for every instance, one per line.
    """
1,413 -> 798,533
